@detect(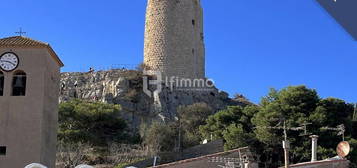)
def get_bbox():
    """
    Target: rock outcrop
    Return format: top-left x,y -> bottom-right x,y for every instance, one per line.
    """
60,69 -> 249,128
